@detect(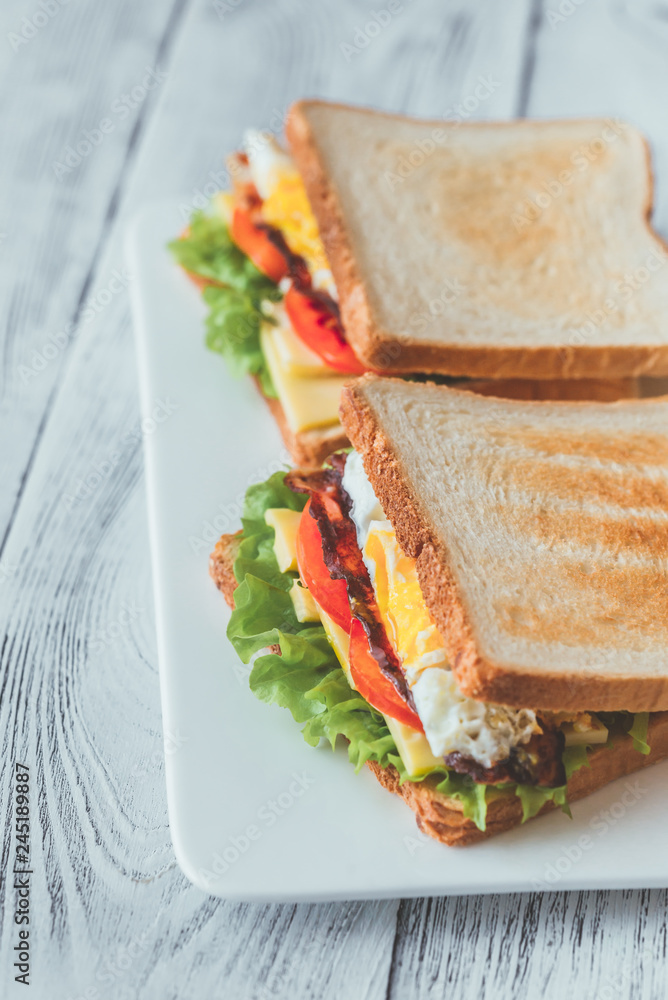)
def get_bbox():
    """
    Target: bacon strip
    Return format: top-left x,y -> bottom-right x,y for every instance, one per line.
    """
444,726 -> 566,787
286,458 -> 567,789
260,225 -> 311,288
286,459 -> 418,714
227,152 -> 353,344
